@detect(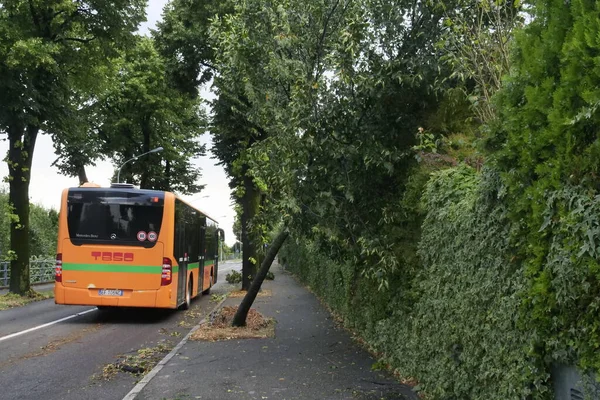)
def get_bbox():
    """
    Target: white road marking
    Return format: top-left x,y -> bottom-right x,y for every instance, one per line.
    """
0,308 -> 97,343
